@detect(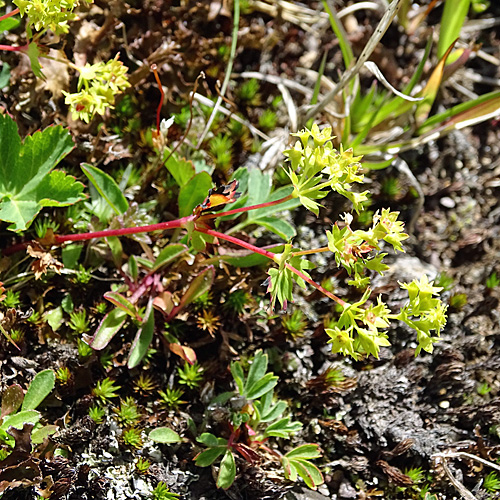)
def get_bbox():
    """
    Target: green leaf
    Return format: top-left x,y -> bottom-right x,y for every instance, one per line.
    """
285,444 -> 322,460
128,299 -> 155,369
437,0 -> 470,60
254,216 -> 296,240
46,307 -> 63,331
290,458 -> 324,490
149,426 -> 182,444
243,350 -> 267,394
164,153 -> 195,187
103,292 -> 140,319
282,457 -> 297,482
264,417 -> 302,438
81,163 -> 129,215
217,449 -> 236,489
31,424 -> 58,444
178,171 -> 212,217
218,244 -> 286,267
25,42 -> 43,78
230,361 -> 245,394
61,243 -> 83,269
247,168 -> 272,207
152,244 -> 189,272
0,410 -> 41,432
0,17 -> 20,33
415,41 -> 457,124
0,62 -> 11,88
195,446 -> 227,467
21,369 -> 55,411
106,236 -> 123,268
0,114 -> 82,232
246,373 -> 278,401
177,266 -> 215,311
90,307 -> 128,350
197,433 -> 221,447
